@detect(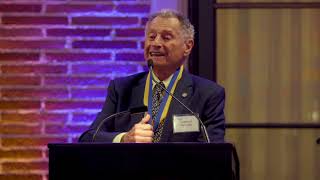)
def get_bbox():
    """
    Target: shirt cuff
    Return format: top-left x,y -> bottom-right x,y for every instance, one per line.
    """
112,132 -> 126,143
